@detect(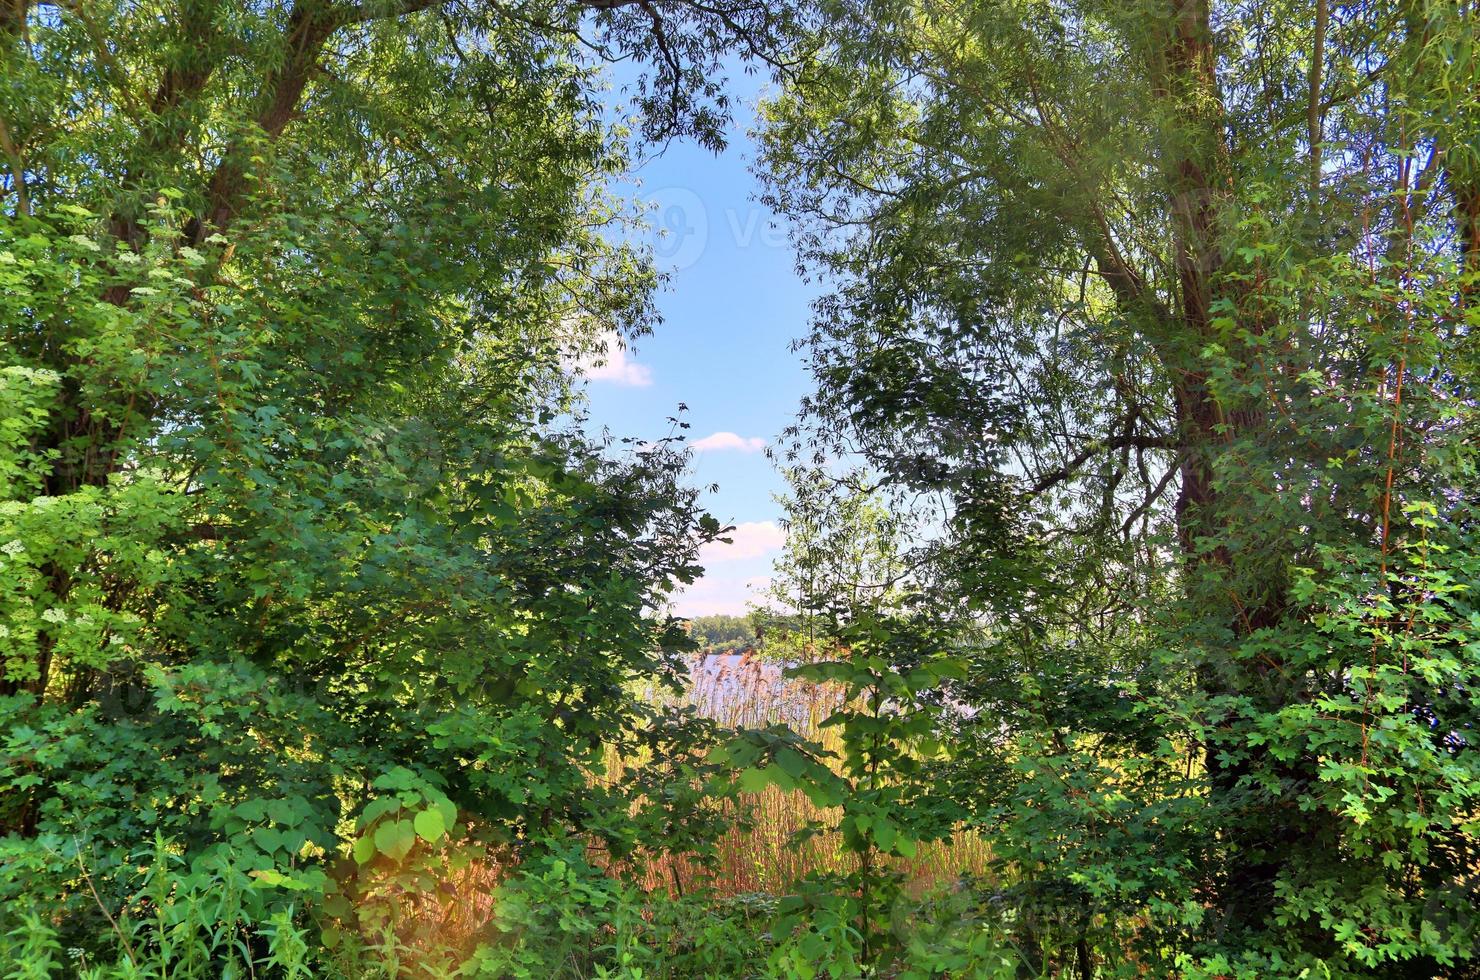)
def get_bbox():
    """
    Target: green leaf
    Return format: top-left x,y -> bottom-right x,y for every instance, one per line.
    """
361,797 -> 400,825
413,807 -> 447,843
775,747 -> 809,779
373,819 -> 416,862
434,796 -> 457,831
353,835 -> 376,865
267,798 -> 299,826
737,767 -> 772,793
